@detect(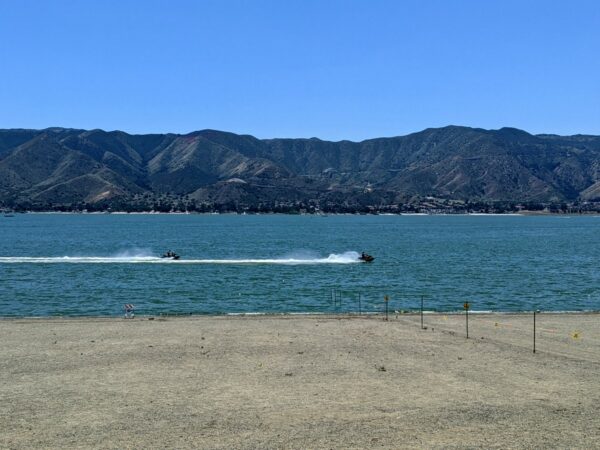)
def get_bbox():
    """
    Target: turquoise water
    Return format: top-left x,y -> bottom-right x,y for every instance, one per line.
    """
1,214 -> 599,316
